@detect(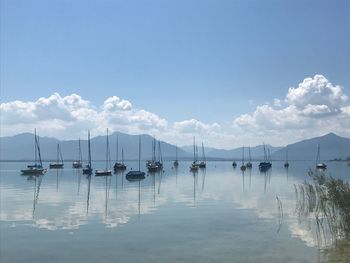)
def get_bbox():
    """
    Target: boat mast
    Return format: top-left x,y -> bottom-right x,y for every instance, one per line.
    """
176,144 -> 178,161
59,144 -> 63,164
193,136 -> 196,162
36,136 -> 43,168
34,129 -> 37,165
202,142 -> 206,163
242,146 -> 245,165
122,148 -> 124,164
138,136 -> 141,171
106,128 -> 111,170
57,144 -> 59,163
78,138 -> 82,163
158,141 -> 162,163
316,144 -> 320,165
88,130 -> 91,168
116,135 -> 119,163
248,146 -> 251,162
